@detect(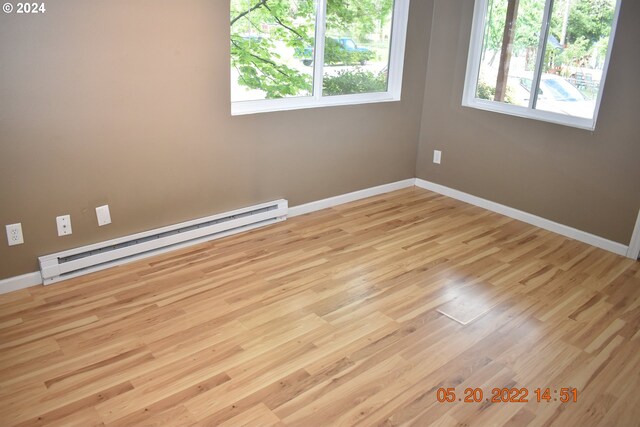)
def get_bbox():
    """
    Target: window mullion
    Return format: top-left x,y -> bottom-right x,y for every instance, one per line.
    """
312,0 -> 328,100
529,0 -> 554,110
